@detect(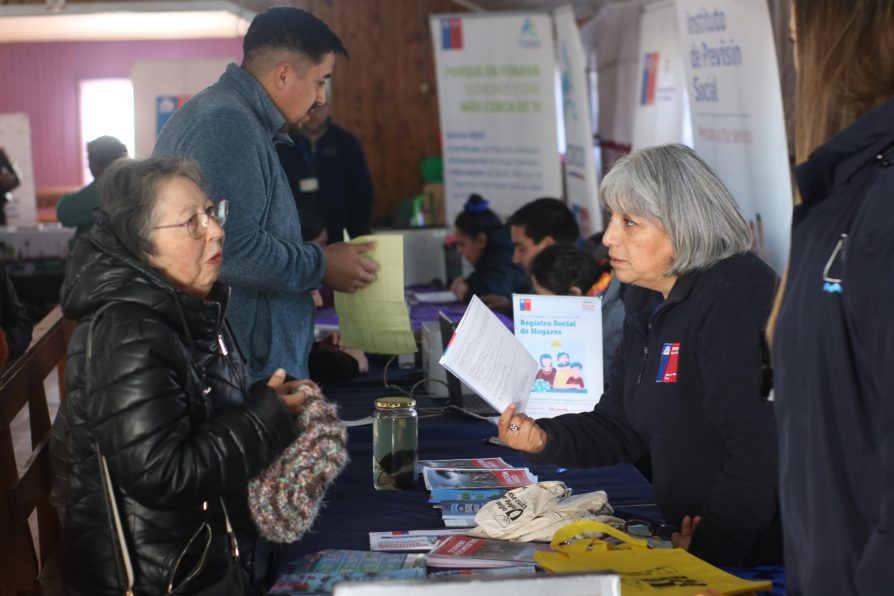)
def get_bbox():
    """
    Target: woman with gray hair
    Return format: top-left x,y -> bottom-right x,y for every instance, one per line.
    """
50,156 -> 342,594
499,144 -> 782,567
